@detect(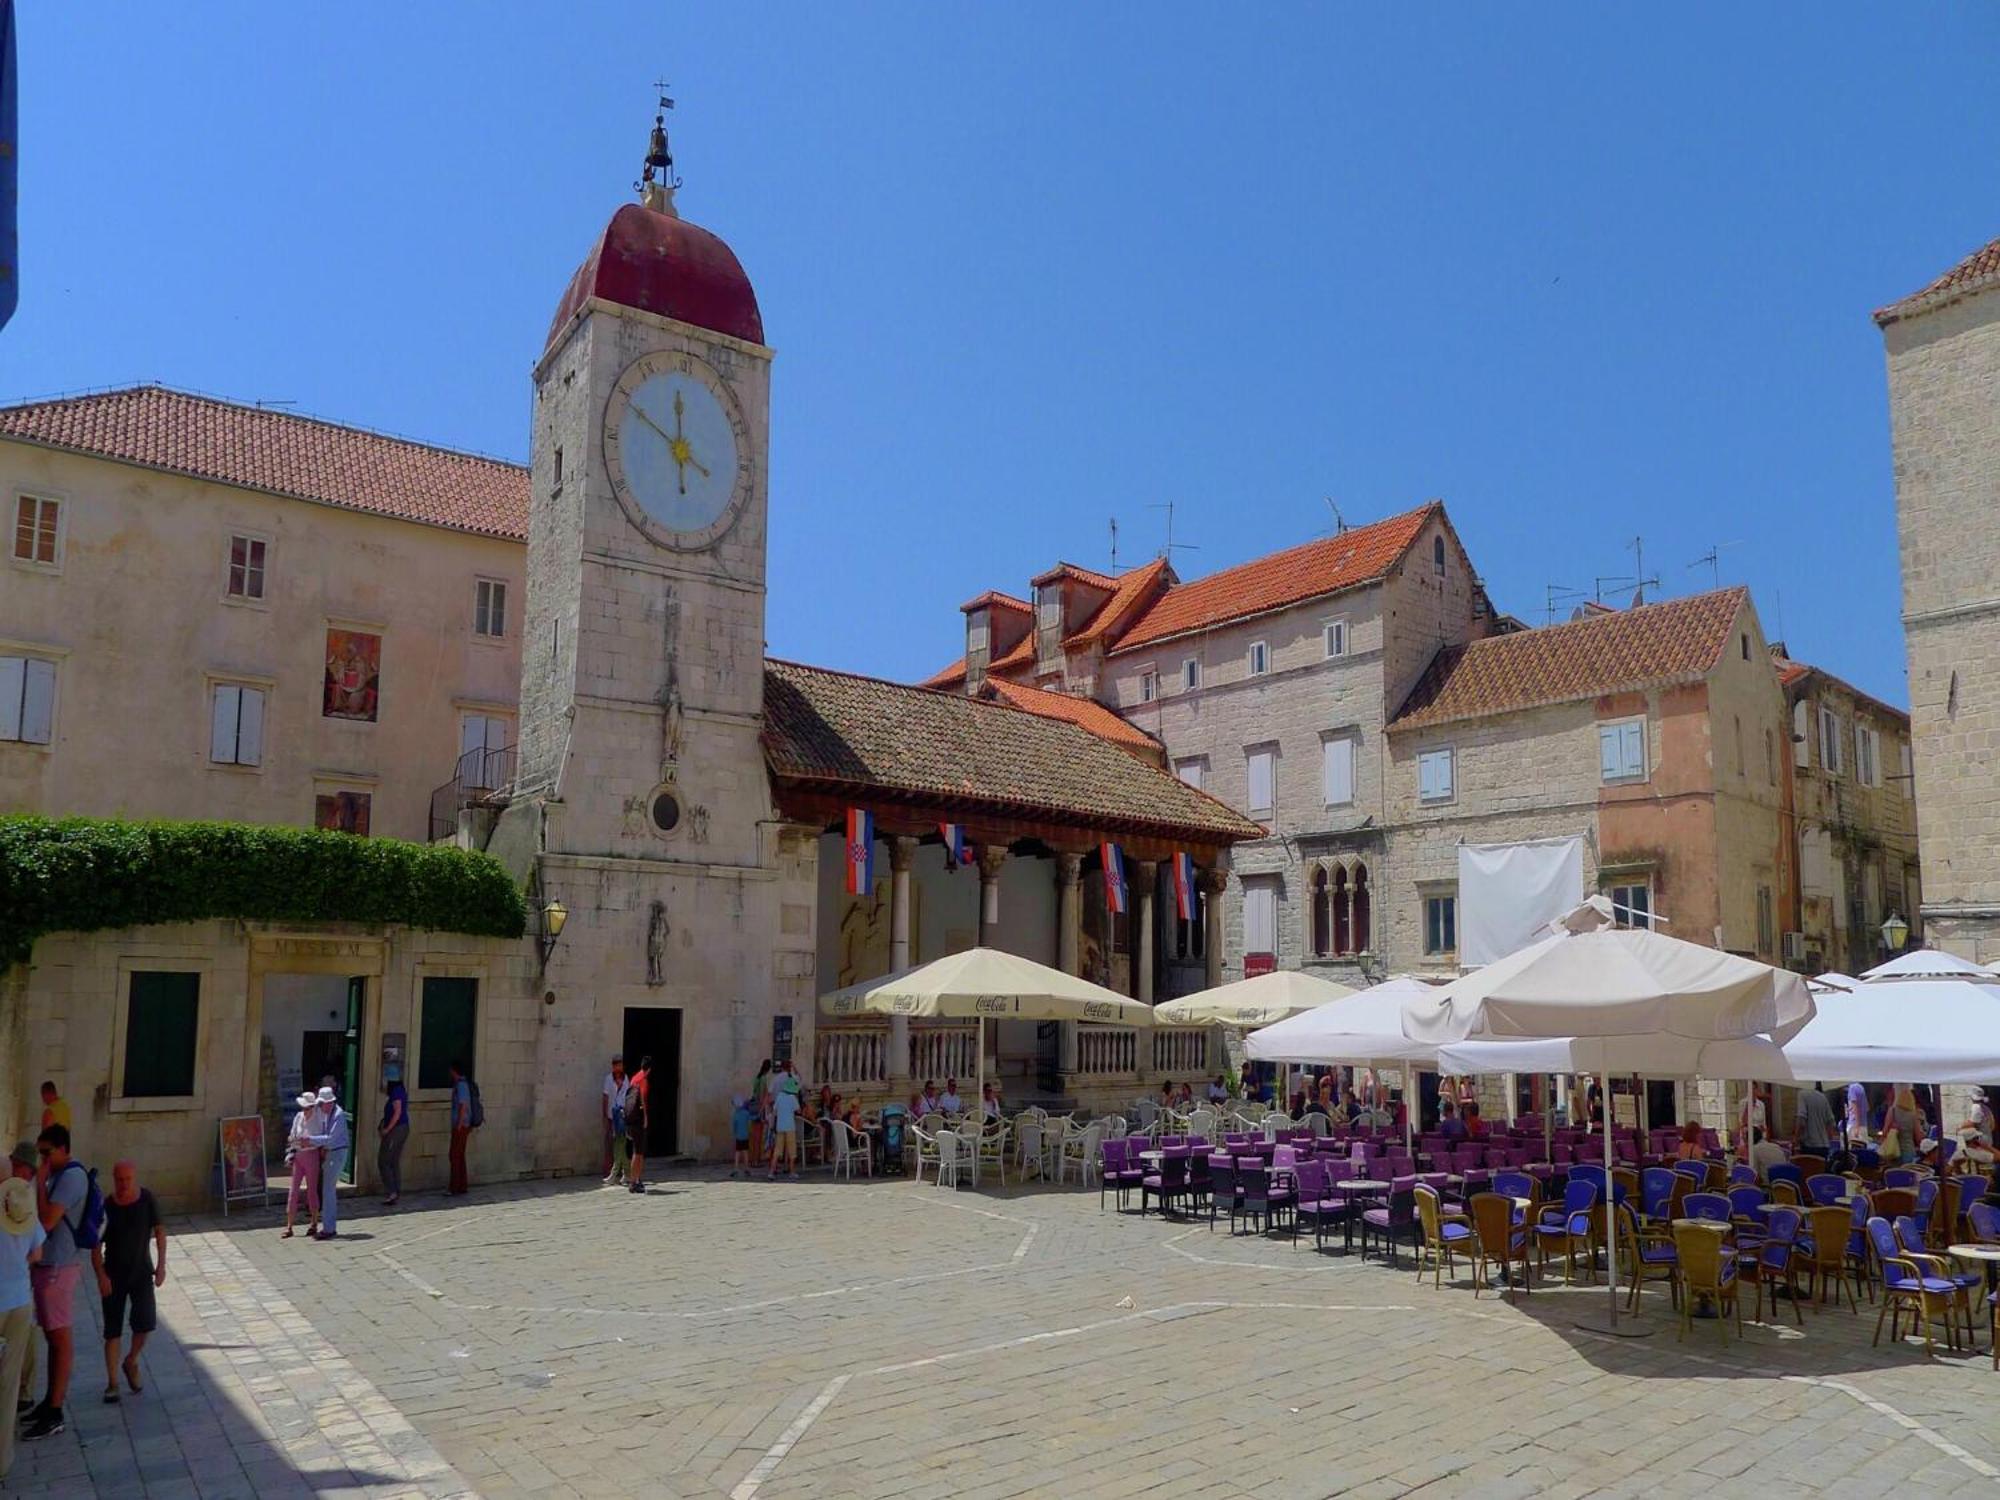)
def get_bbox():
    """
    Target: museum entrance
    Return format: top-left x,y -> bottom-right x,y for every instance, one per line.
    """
262,972 -> 367,1183
622,1006 -> 682,1158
